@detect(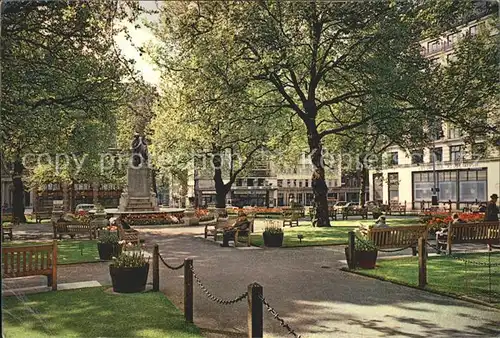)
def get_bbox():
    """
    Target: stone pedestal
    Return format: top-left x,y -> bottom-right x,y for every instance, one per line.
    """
183,209 -> 199,226
118,167 -> 159,212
